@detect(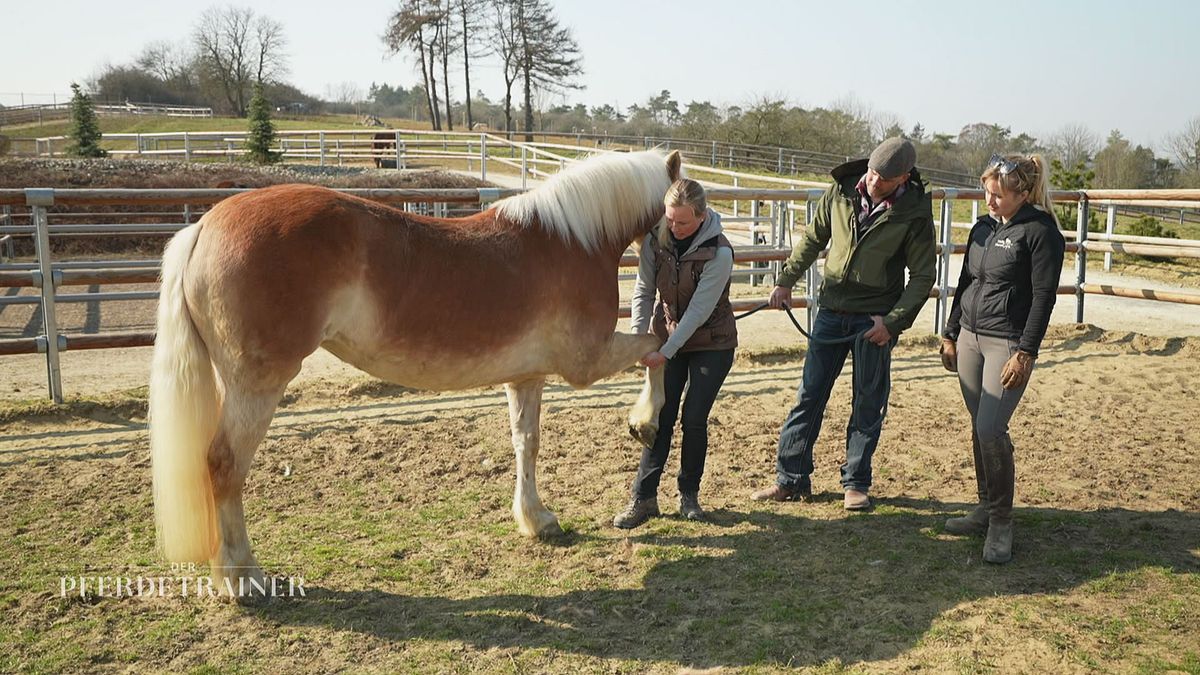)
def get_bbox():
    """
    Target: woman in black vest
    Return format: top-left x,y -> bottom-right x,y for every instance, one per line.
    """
613,178 -> 738,528
940,154 -> 1065,563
